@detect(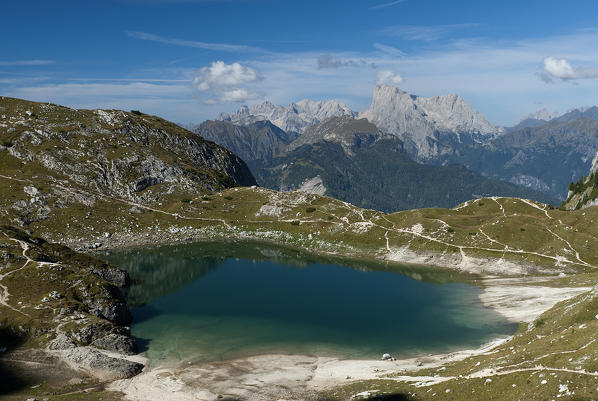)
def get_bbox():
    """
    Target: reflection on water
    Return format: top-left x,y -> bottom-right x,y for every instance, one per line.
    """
101,241 -> 515,364
101,241 -> 474,307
